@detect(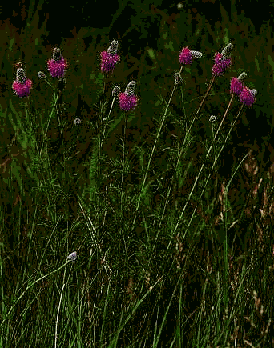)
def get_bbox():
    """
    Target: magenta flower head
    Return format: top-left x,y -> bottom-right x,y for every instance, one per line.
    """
230,77 -> 244,95
179,47 -> 203,65
119,81 -> 138,111
230,72 -> 247,95
47,47 -> 68,78
12,68 -> 33,98
100,40 -> 120,73
239,86 -> 257,107
212,43 -> 233,76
